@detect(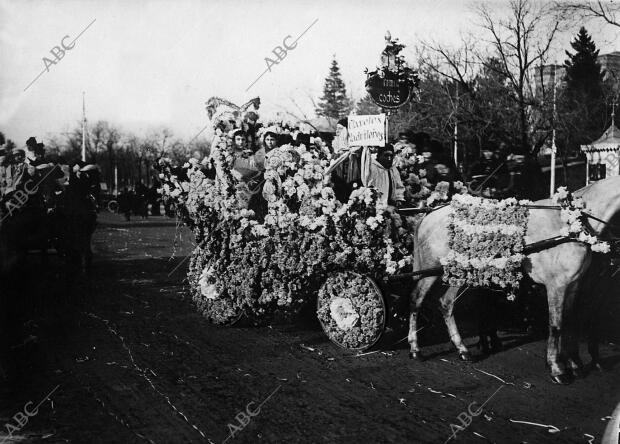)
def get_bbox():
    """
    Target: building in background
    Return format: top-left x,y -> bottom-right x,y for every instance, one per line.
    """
533,63 -> 566,97
534,51 -> 620,96
598,51 -> 620,82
